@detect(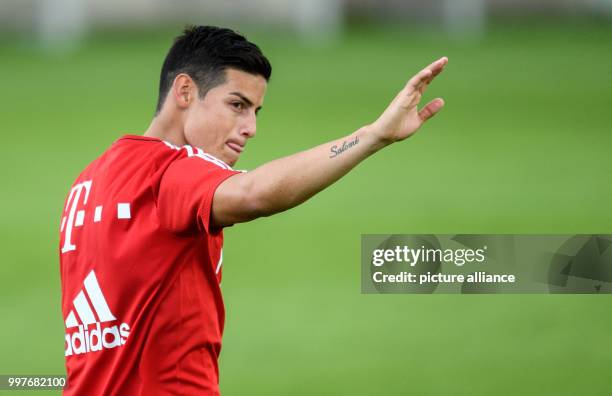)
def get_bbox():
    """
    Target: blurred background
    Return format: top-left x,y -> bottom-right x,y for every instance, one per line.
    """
1,0 -> 612,395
